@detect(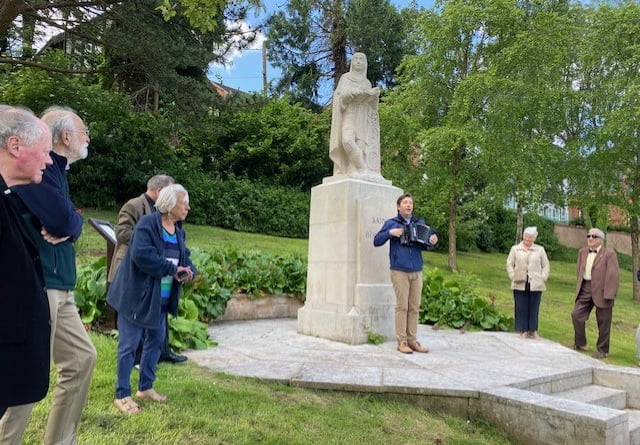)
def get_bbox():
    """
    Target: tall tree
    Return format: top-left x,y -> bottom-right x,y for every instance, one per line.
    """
481,0 -> 577,244
100,0 -> 227,114
382,0 -> 521,270
0,1 -> 259,72
265,0 -> 410,106
572,2 -> 640,300
0,0 -> 260,115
